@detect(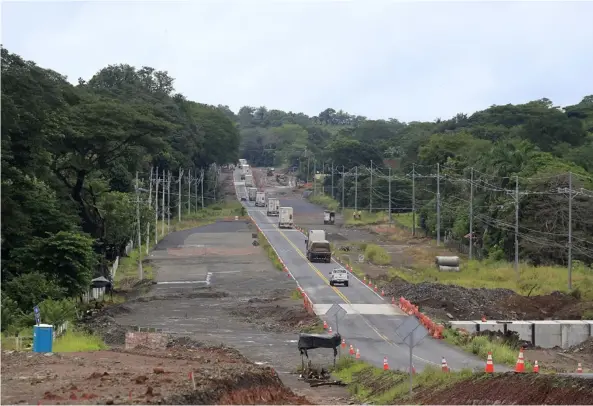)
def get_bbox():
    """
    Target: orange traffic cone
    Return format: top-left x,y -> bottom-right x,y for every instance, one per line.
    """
383,357 -> 389,370
481,315 -> 487,322
515,348 -> 525,373
391,296 -> 396,305
381,289 -> 385,296
485,351 -> 494,373
363,276 -> 367,283
328,326 -> 333,333
409,365 -> 416,375
355,348 -> 360,359
577,363 -> 583,373
533,360 -> 539,373
374,284 -> 378,292
341,338 -> 346,348
368,279 -> 372,287
323,320 -> 328,330
441,357 -> 449,372
349,345 -> 355,355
